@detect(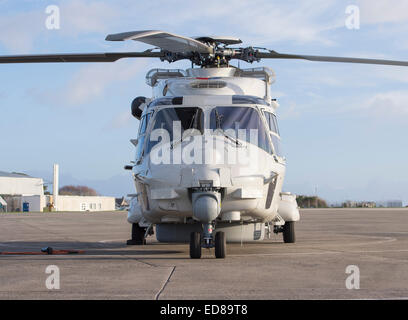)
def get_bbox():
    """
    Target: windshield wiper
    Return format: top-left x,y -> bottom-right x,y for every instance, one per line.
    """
214,109 -> 243,147
171,109 -> 201,149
